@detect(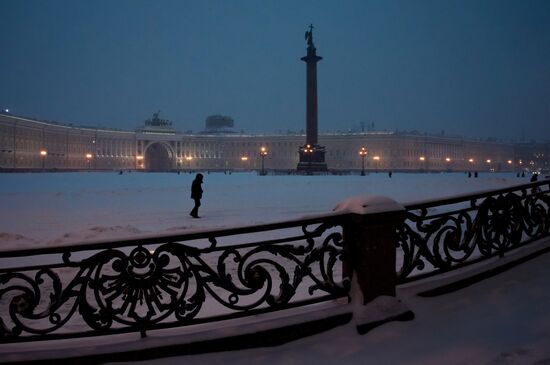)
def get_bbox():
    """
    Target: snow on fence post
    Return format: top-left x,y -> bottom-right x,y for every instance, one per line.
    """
335,196 -> 414,333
